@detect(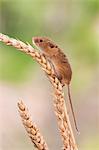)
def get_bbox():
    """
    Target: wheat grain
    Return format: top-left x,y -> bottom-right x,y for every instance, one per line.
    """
0,33 -> 78,150
18,100 -> 49,150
